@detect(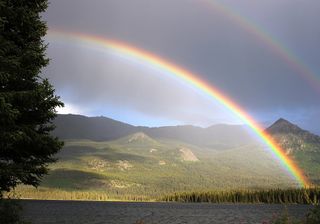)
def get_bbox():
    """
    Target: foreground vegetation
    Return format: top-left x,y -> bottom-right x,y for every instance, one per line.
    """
0,0 -> 63,196
9,187 -> 320,204
162,188 -> 320,204
9,186 -> 151,202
